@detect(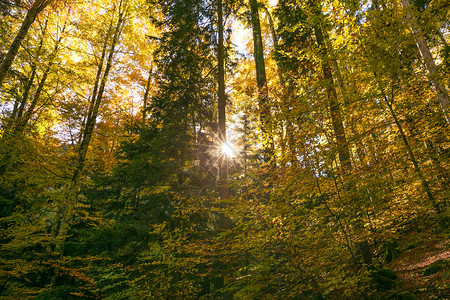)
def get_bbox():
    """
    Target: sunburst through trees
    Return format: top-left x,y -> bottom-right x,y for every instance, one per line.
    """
0,0 -> 449,298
